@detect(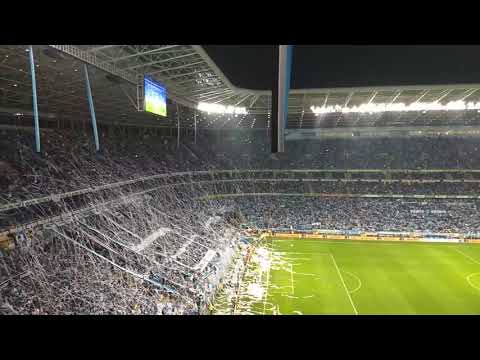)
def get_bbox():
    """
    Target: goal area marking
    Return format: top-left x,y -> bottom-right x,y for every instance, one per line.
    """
262,249 -> 358,315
